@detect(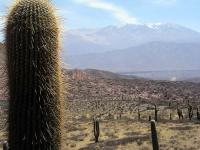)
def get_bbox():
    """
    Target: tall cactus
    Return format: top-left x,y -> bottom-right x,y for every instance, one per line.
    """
6,0 -> 63,149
